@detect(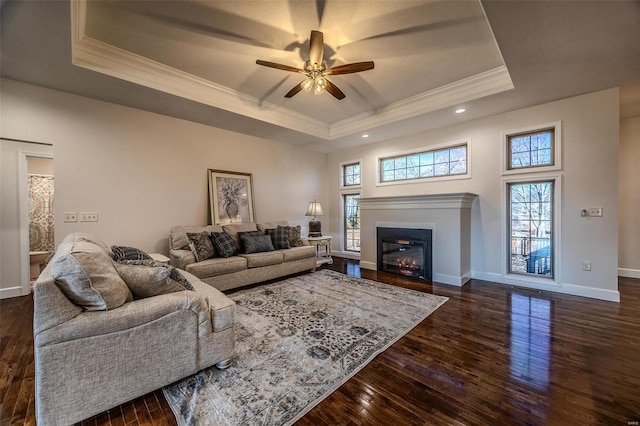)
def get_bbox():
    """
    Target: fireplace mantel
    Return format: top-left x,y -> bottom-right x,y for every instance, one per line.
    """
358,192 -> 478,286
358,193 -> 477,210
